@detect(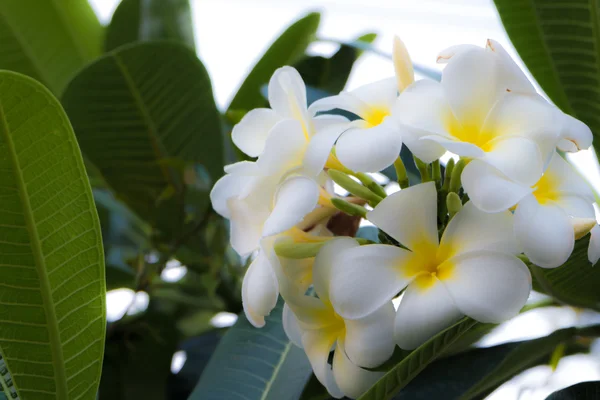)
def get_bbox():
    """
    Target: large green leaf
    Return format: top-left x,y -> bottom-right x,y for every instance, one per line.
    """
0,0 -> 102,94
358,318 -> 478,400
493,0 -> 600,154
0,71 -> 105,399
296,33 -> 376,94
105,0 -> 195,51
190,300 -> 313,400
228,12 -> 321,111
61,42 -> 222,238
531,236 -> 600,311
546,381 -> 600,400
